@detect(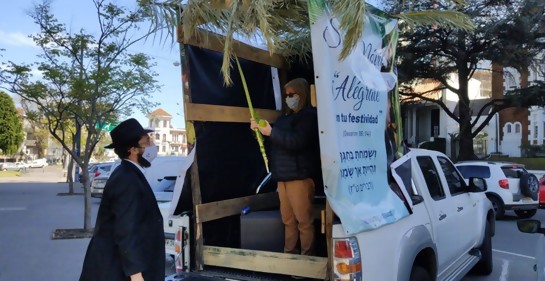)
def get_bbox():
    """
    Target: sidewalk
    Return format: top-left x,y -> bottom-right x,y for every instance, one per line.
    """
0,166 -> 66,183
